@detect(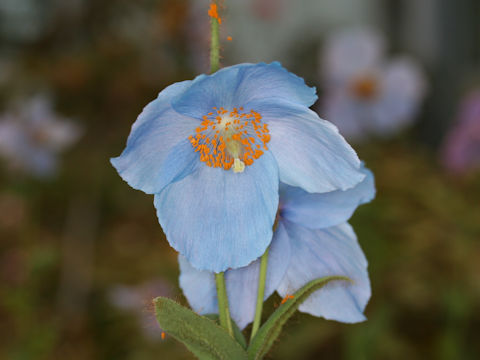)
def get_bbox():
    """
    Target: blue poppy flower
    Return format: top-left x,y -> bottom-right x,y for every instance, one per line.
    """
111,62 -> 365,272
179,165 -> 375,329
